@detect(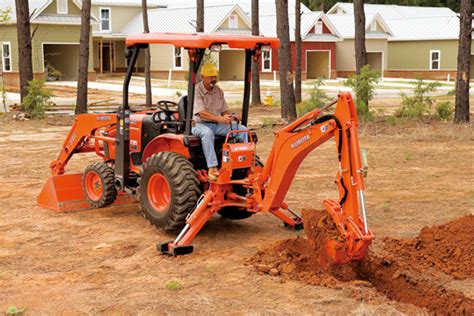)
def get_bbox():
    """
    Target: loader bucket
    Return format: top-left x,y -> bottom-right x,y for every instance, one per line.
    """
37,173 -> 135,212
